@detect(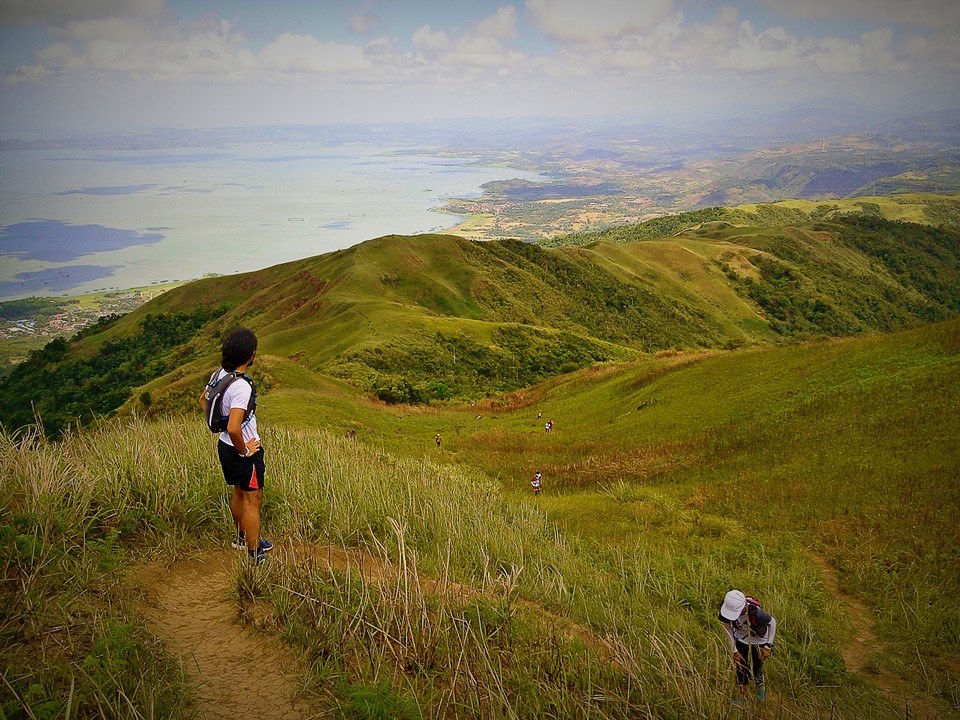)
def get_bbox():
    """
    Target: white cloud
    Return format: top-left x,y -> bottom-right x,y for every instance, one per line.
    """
410,11 -> 528,74
54,17 -> 155,43
3,63 -> 53,83
474,6 -> 518,39
709,21 -> 799,72
259,34 -> 369,74
3,18 -> 373,83
440,35 -> 525,70
36,42 -> 77,67
0,0 -> 165,26
525,0 -> 674,42
860,27 -> 896,69
347,9 -> 380,35
799,35 -> 863,74
898,31 -> 960,71
412,25 -> 450,51
2,0 -> 957,122
751,0 -> 960,30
